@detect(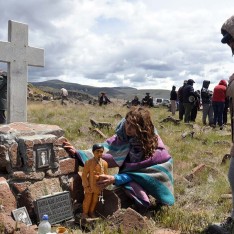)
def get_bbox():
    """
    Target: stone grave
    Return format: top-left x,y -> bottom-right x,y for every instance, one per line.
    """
0,20 -> 82,233
0,20 -> 126,234
0,123 -> 82,230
